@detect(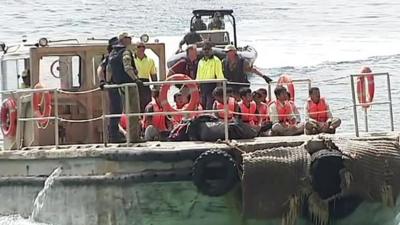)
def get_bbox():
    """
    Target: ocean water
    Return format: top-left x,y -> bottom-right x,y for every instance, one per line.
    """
0,0 -> 400,224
